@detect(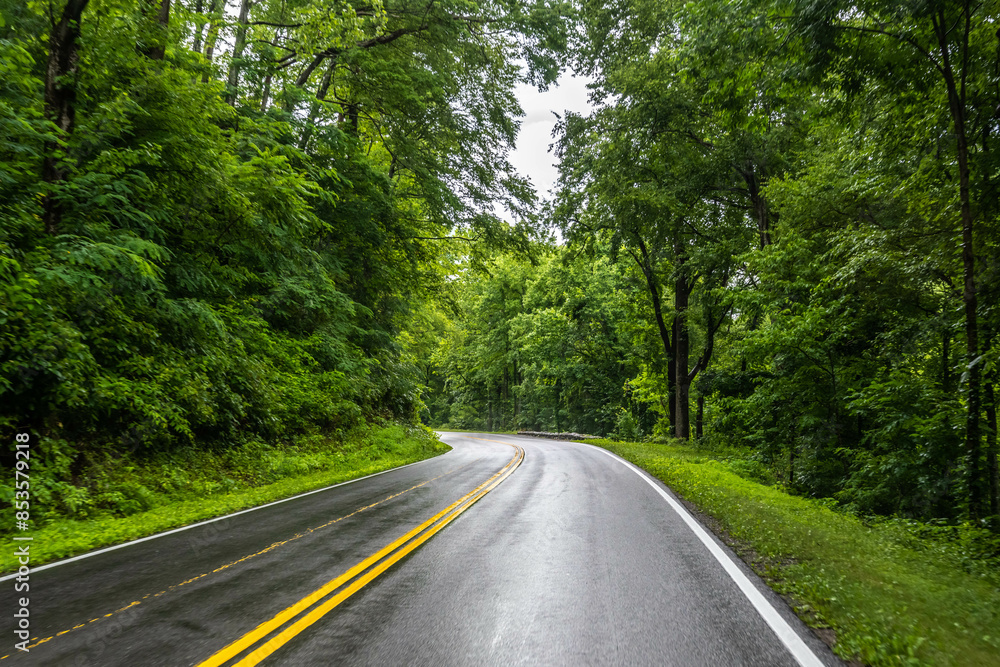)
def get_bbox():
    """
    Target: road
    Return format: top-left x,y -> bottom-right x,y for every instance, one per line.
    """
2,433 -> 843,666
